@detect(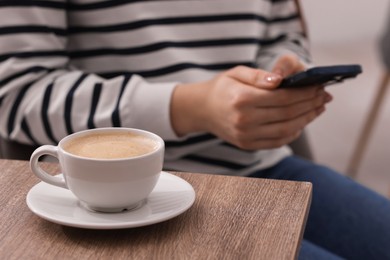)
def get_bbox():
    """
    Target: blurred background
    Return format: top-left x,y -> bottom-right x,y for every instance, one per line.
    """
301,0 -> 390,196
